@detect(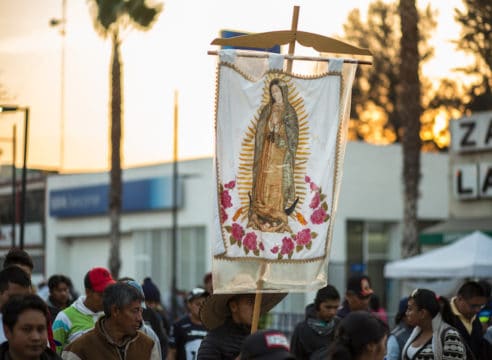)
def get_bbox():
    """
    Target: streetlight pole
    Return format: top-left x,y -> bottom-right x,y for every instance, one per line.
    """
0,105 -> 29,249
0,125 -> 16,247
